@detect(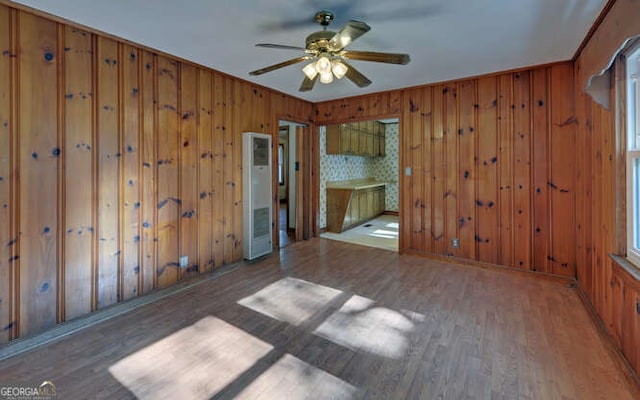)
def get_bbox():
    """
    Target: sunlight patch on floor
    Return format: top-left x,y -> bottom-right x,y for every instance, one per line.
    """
108,316 -> 273,400
369,229 -> 399,239
320,215 -> 399,252
314,295 -> 424,359
237,277 -> 343,326
236,354 -> 357,399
